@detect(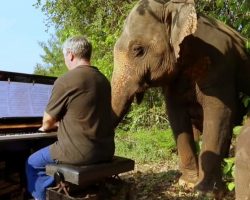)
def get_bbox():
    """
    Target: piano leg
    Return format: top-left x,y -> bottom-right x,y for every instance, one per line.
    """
0,150 -> 29,200
0,137 -> 57,200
